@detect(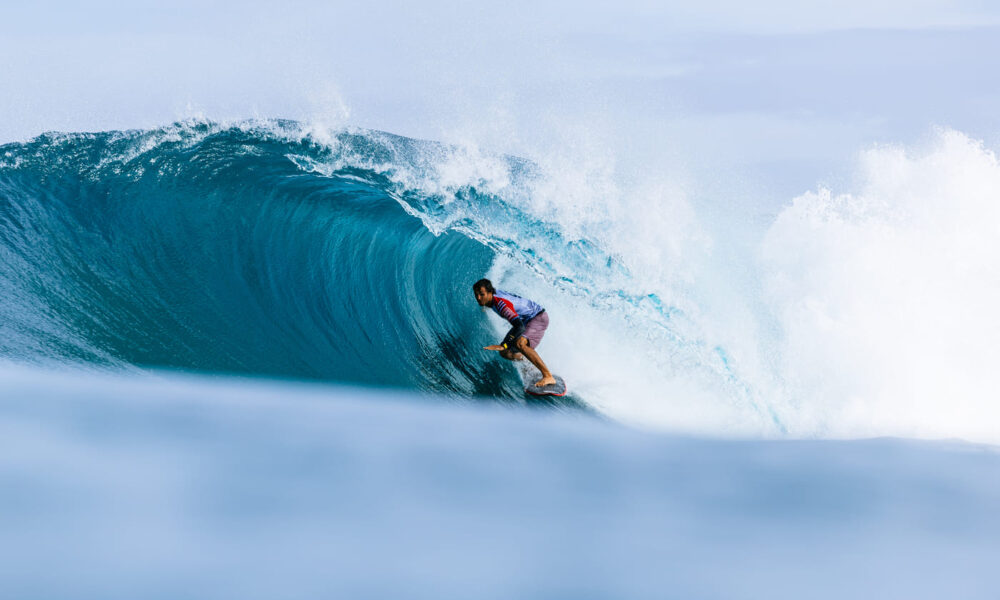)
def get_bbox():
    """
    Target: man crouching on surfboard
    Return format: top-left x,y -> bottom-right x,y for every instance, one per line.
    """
473,278 -> 558,388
